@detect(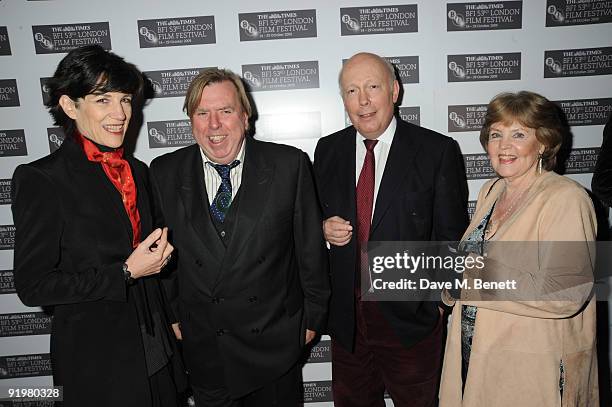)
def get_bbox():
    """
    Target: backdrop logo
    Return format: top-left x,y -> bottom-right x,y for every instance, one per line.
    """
47,127 -> 65,153
447,2 -> 522,31
0,130 -> 27,157
545,56 -> 563,74
0,179 -> 11,205
0,353 -> 52,379
341,14 -> 361,32
0,26 -> 11,56
398,106 -> 420,126
238,9 -> 317,41
544,47 -> 612,78
256,112 -> 321,141
33,32 -> 54,50
0,79 -> 19,107
31,22 -> 111,54
546,0 -> 612,26
40,77 -> 52,104
239,20 -> 259,38
447,9 -> 466,28
0,312 -> 52,337
468,200 -> 477,219
137,16 -> 216,48
385,56 -> 419,84
138,26 -> 159,45
0,270 -> 14,294
306,340 -> 331,363
447,53 -> 521,82
464,153 -> 496,180
448,61 -> 467,79
0,225 -> 15,250
340,5 -> 418,35
547,5 -> 566,23
144,68 -> 211,98
241,61 -> 319,91
302,381 -> 333,403
564,148 -> 600,174
448,104 -> 488,132
243,71 -> 262,87
554,98 -> 612,126
147,120 -> 194,148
